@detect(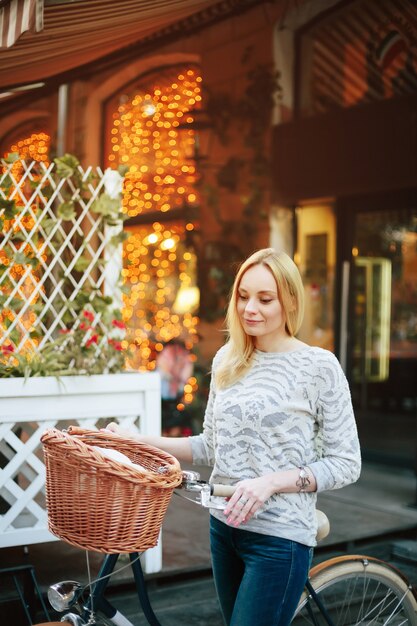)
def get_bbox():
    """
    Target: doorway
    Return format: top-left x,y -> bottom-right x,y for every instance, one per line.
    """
292,195 -> 417,466
343,202 -> 417,466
